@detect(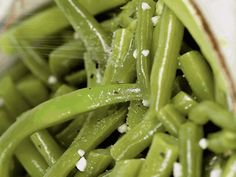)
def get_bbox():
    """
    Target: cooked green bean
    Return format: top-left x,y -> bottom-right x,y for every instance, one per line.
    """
206,130 -> 236,153
189,101 -> 236,131
74,148 -> 113,177
17,76 -> 49,107
150,6 -> 184,111
65,70 -> 87,86
222,154 -> 236,177
171,91 -> 197,115
179,122 -> 203,177
156,104 -> 186,137
178,51 -> 214,101
56,114 -> 87,147
138,133 -> 178,177
127,101 -> 148,129
110,159 -> 144,177
55,0 -> 111,71
0,76 -> 30,118
49,40 -> 85,77
135,0 -> 155,101
44,107 -> 127,177
31,130 -> 64,166
103,28 -> 136,84
111,111 -> 163,160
